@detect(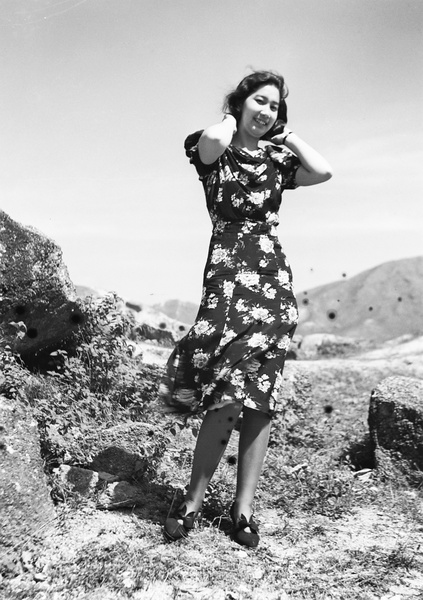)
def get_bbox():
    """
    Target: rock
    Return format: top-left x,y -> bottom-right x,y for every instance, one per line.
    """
297,333 -> 360,359
368,376 -> 423,476
46,422 -> 167,482
54,465 -> 100,497
0,210 -> 84,366
53,464 -> 147,508
96,481 -> 145,509
0,395 -> 55,557
131,323 -> 174,346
